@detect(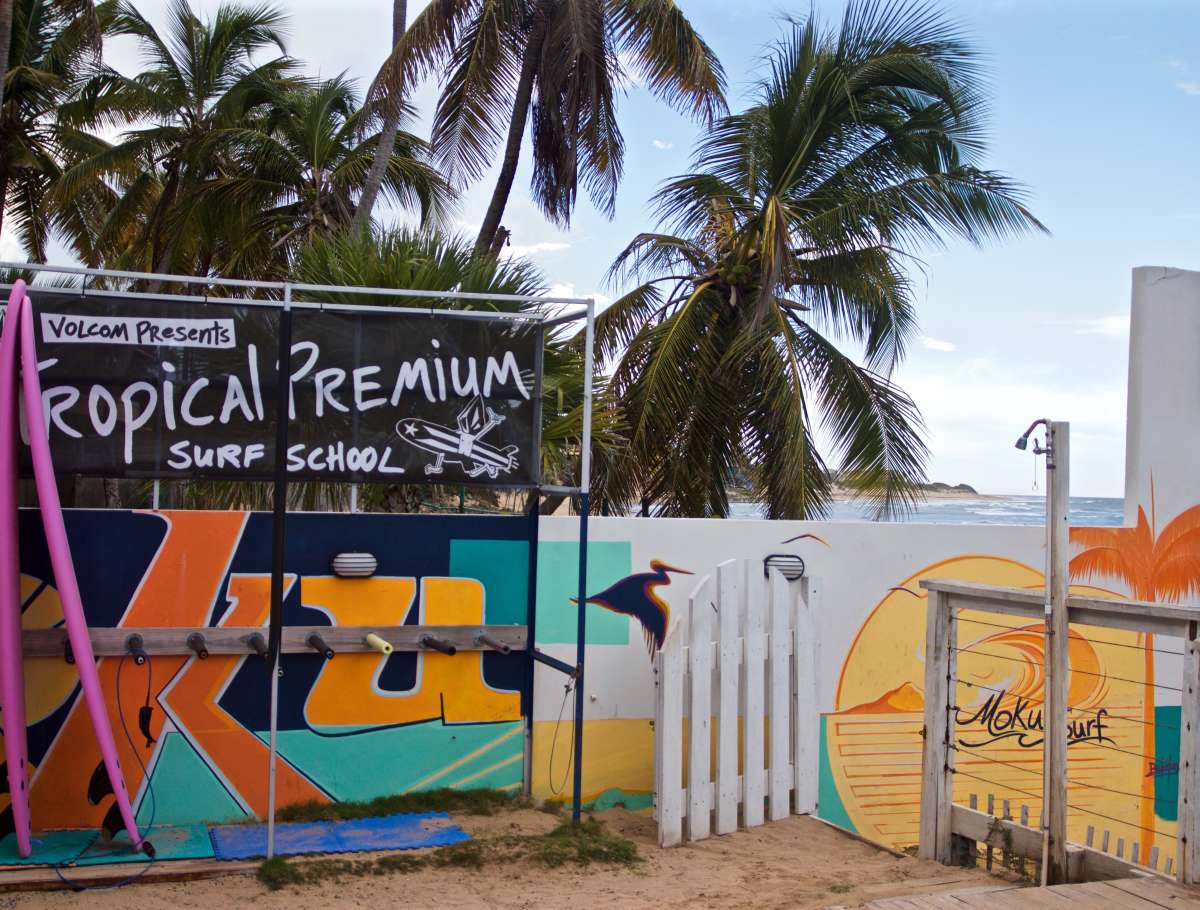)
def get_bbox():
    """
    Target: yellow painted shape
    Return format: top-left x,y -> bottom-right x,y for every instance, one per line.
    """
15,575 -> 74,726
531,718 -> 654,805
304,576 -> 519,727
